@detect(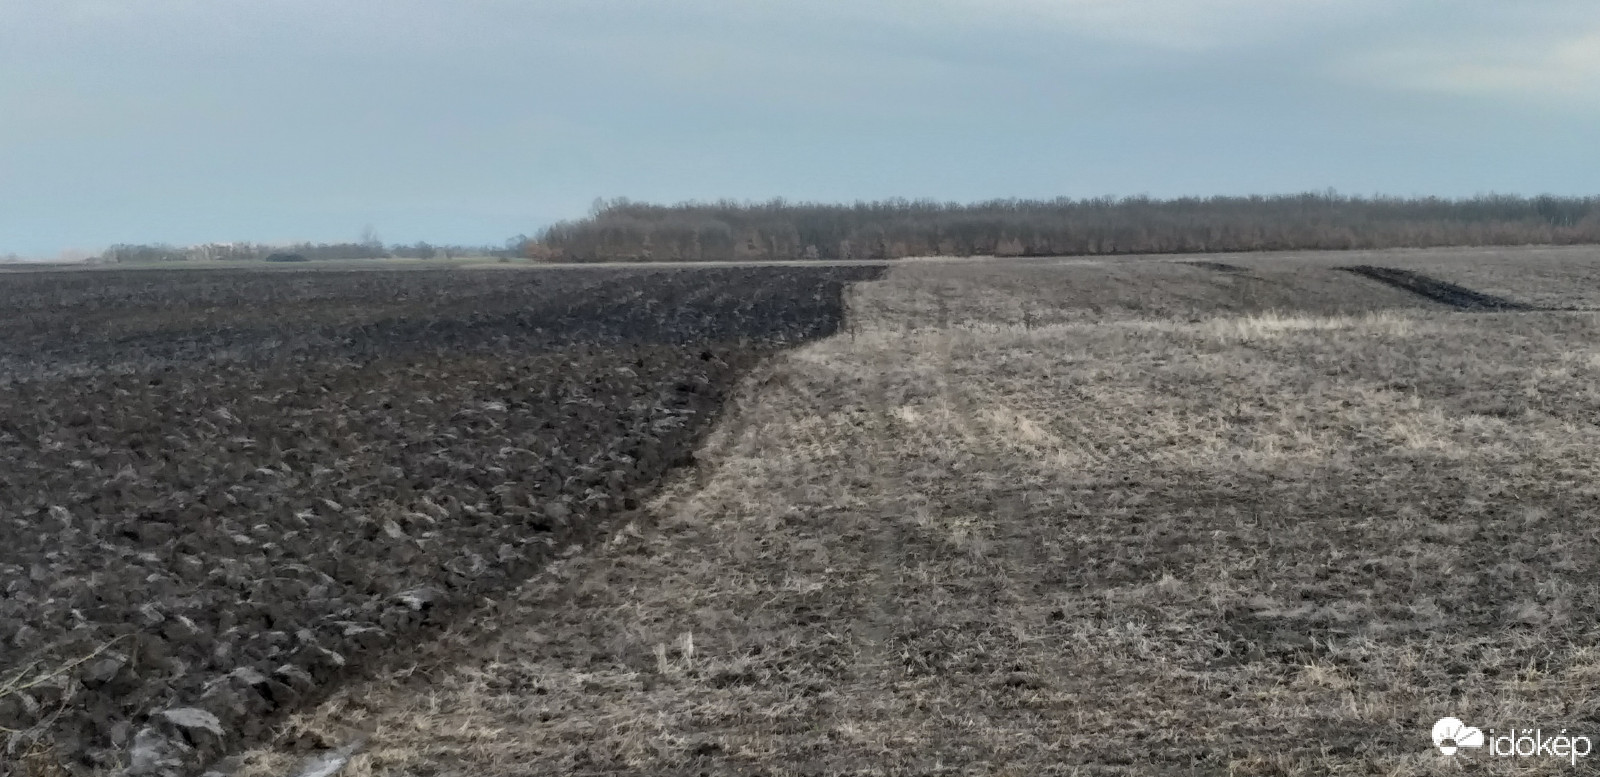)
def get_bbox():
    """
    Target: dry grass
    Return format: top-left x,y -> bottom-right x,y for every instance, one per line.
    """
1174,245 -> 1600,310
847,257 -> 1431,333
1380,250 -> 1600,311
230,251 -> 1600,776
